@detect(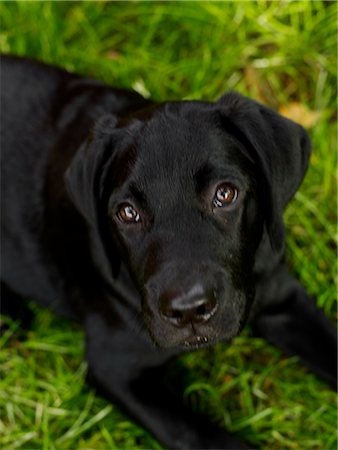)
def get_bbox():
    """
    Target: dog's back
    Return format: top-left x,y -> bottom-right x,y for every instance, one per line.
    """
0,55 -> 149,310
1,56 -> 67,304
